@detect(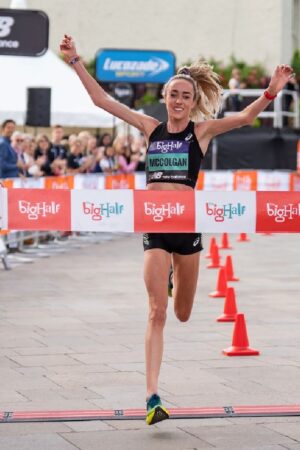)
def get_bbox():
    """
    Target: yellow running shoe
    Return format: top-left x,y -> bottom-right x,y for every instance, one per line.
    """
146,393 -> 169,425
